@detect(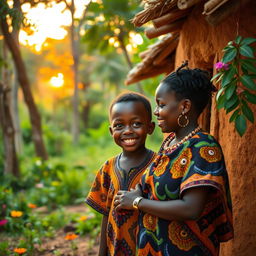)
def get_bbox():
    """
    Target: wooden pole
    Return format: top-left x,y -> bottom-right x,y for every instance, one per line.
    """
145,19 -> 184,39
177,0 -> 203,10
